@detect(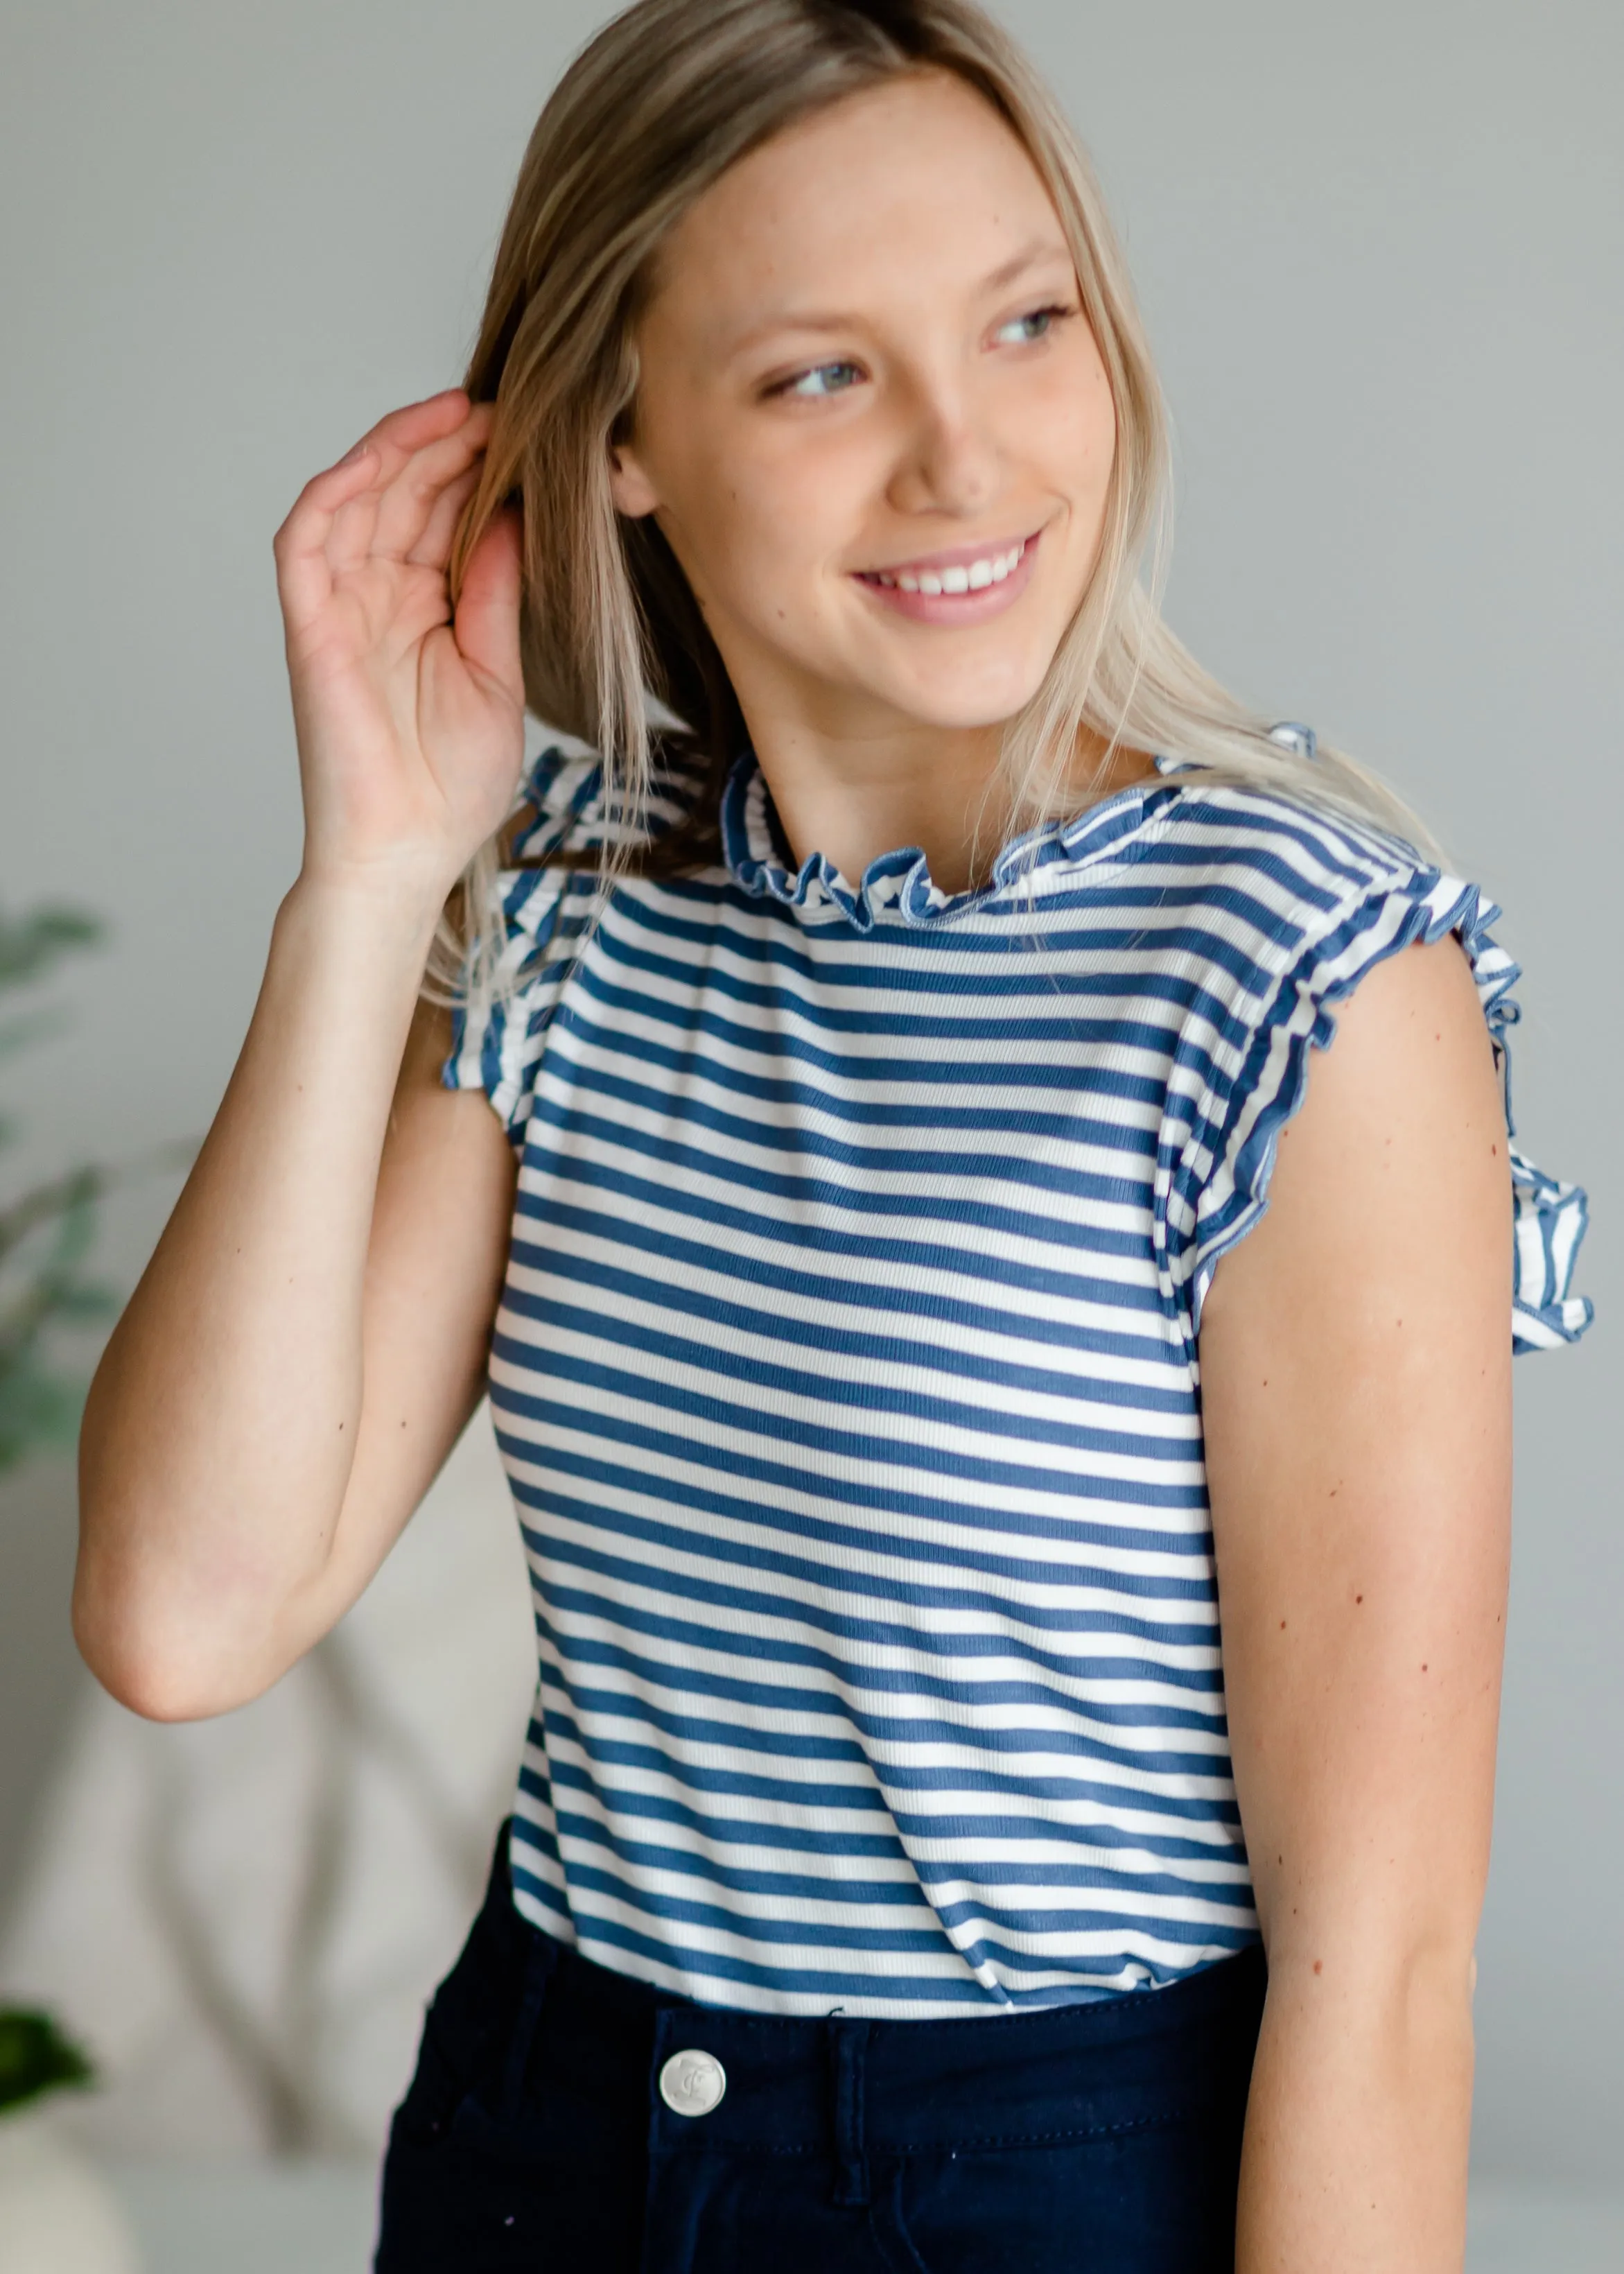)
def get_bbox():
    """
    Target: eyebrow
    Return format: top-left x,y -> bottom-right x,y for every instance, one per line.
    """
722,238 -> 1074,360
